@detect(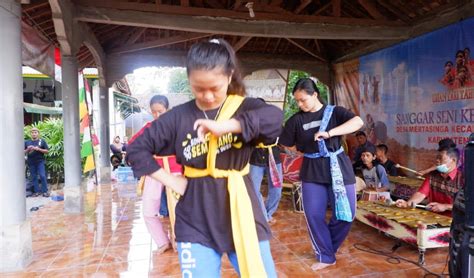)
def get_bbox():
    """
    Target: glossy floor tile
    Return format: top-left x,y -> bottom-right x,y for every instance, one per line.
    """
4,182 -> 450,277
